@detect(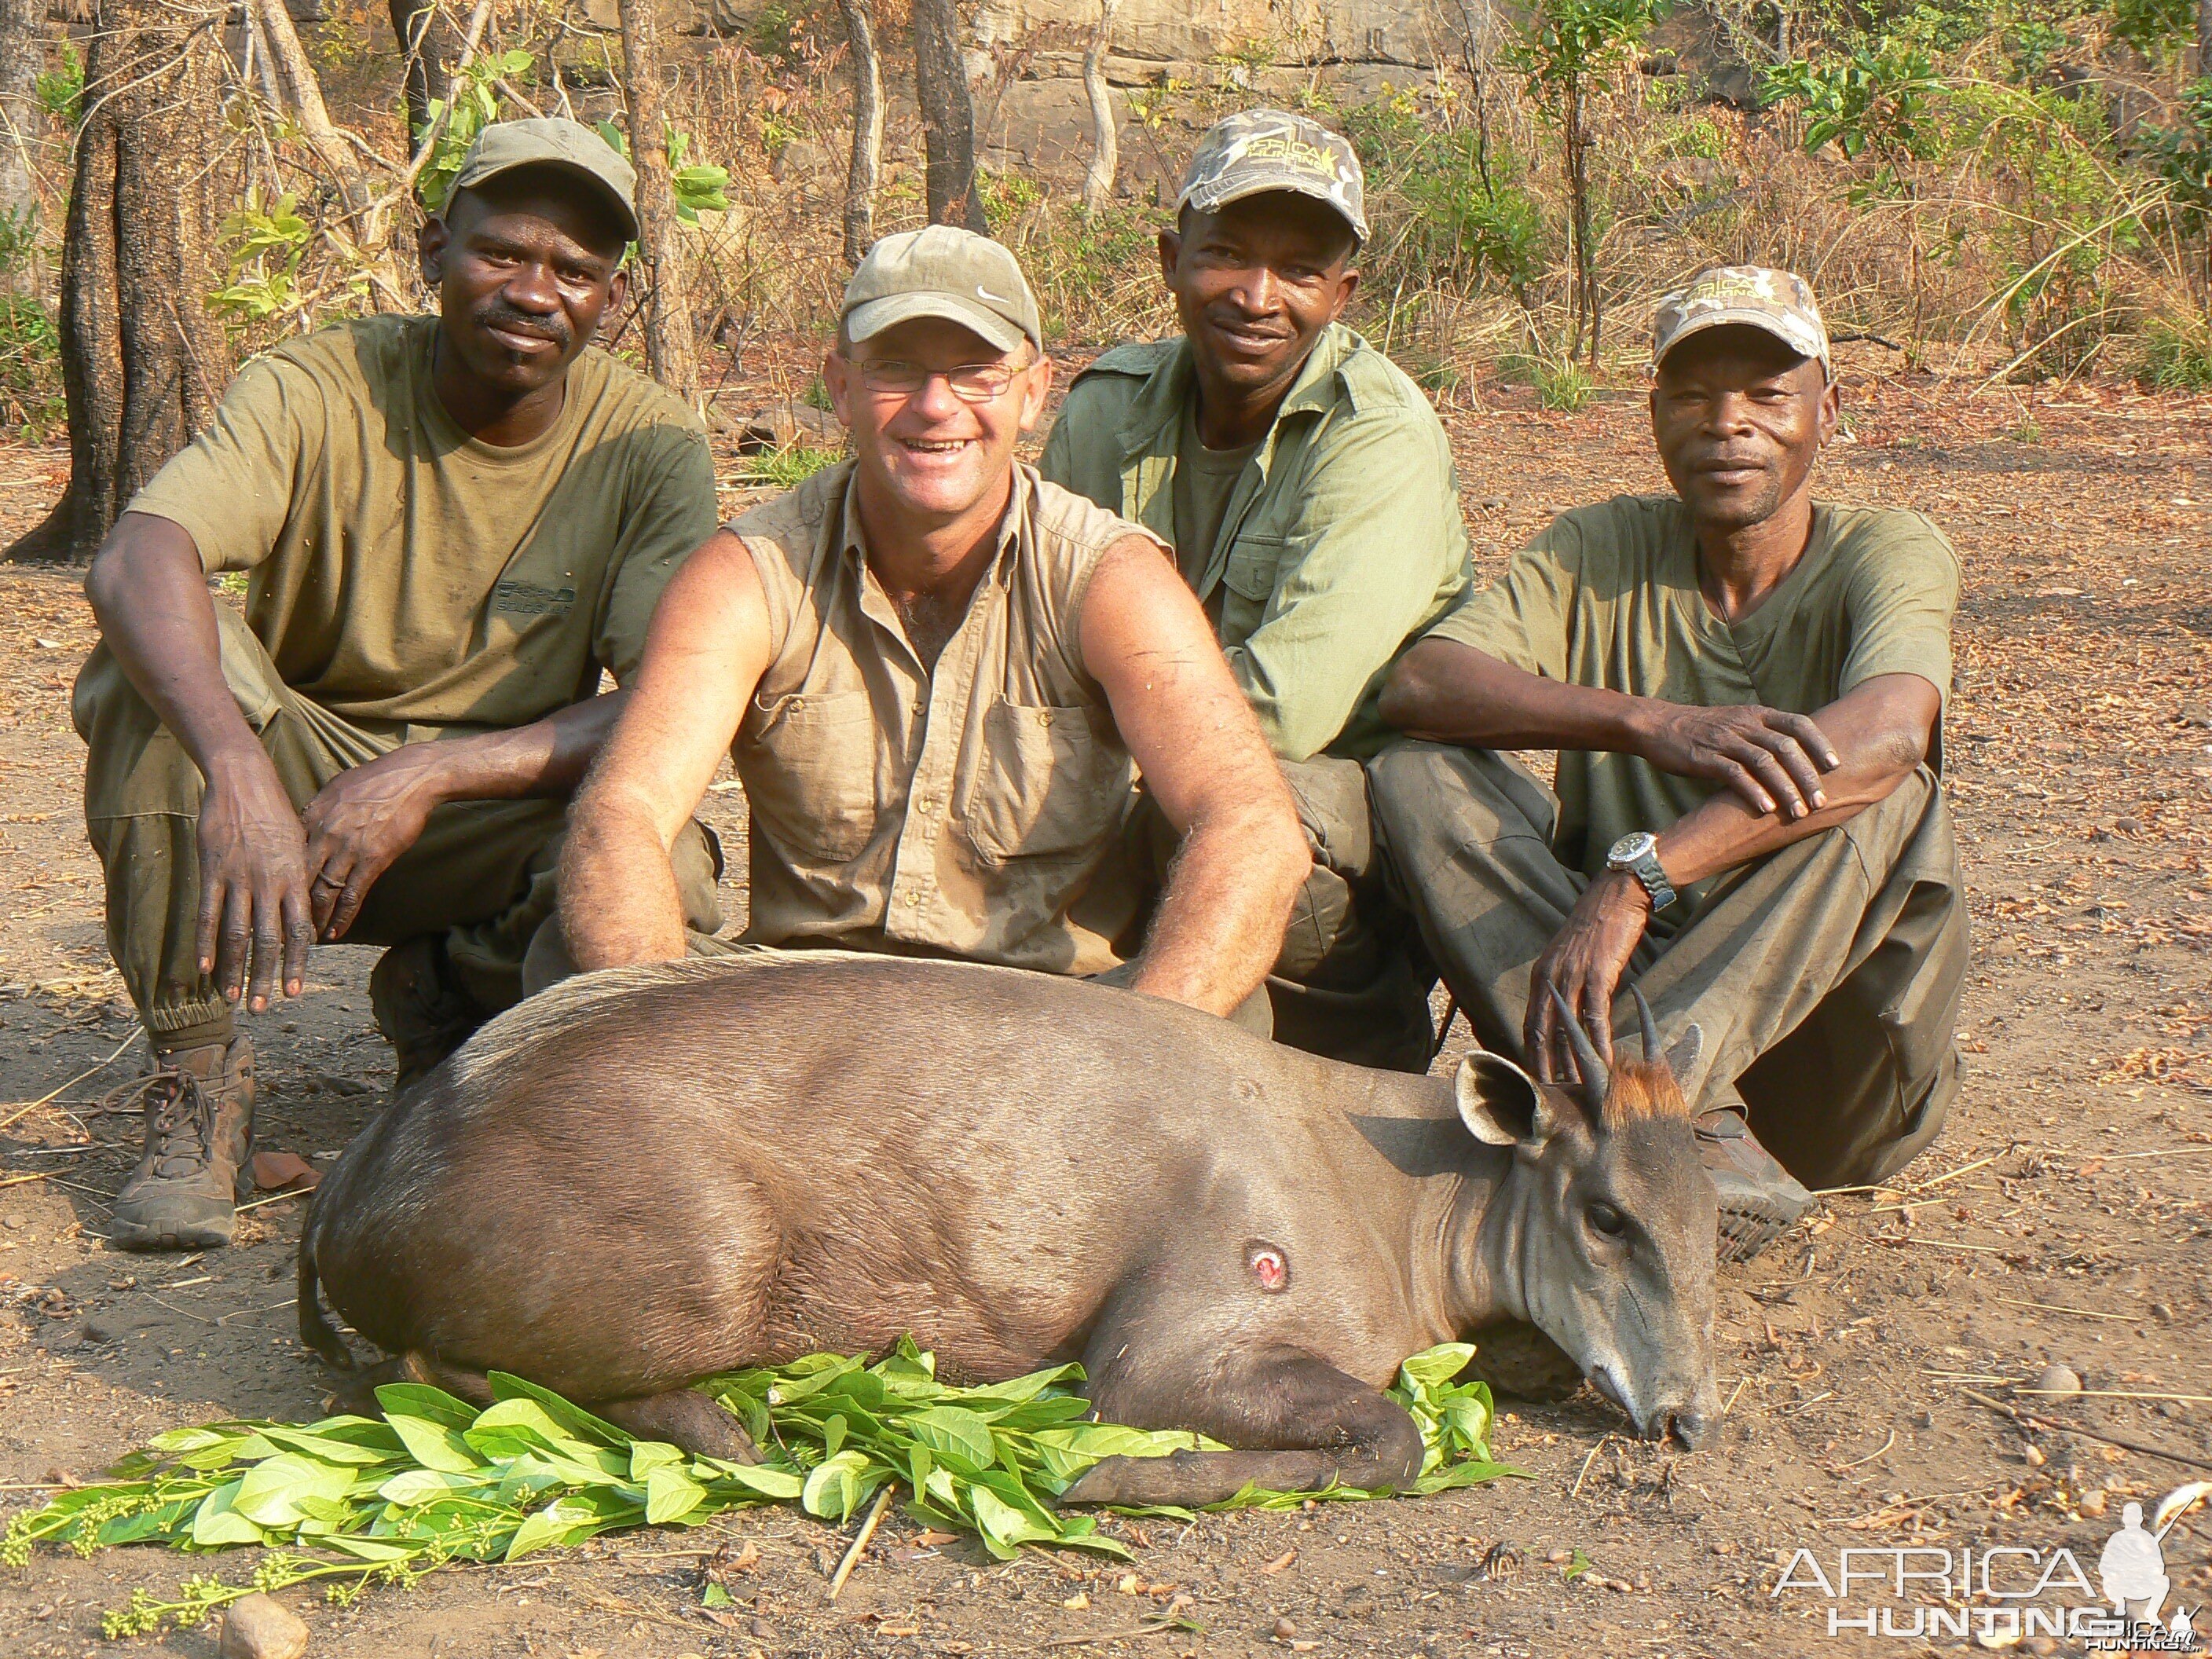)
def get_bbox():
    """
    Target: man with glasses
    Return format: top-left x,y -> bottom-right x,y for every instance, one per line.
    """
551,226 -> 1310,1017
1041,111 -> 1470,1071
